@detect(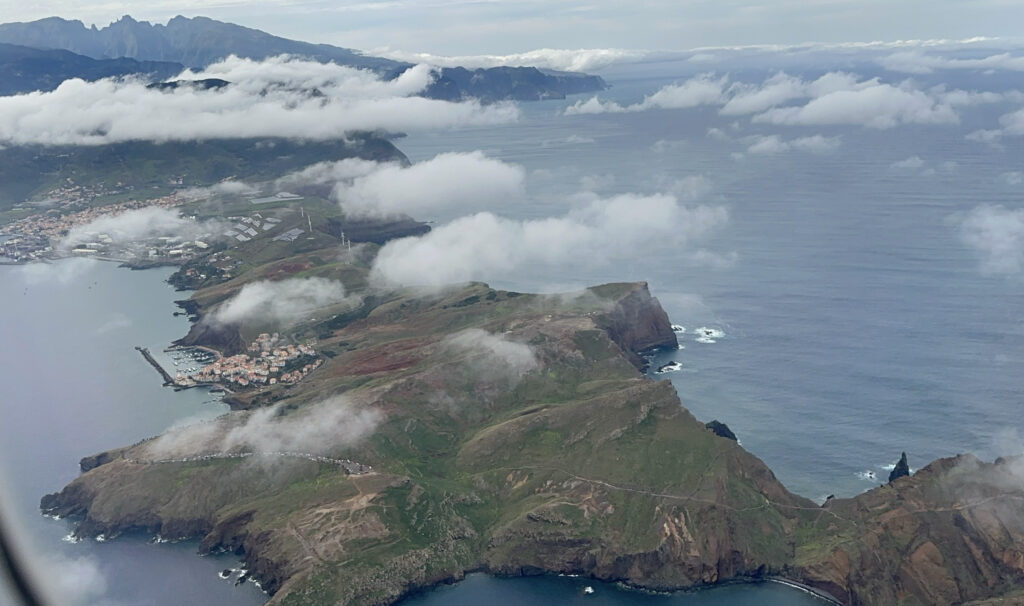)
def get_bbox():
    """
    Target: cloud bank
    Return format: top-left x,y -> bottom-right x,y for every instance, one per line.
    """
371,47 -> 649,72
370,192 -> 728,288
214,277 -> 350,325
146,395 -> 381,459
333,151 -> 525,217
0,55 -> 518,146
443,328 -> 538,380
957,205 -> 1024,276
15,257 -> 100,285
745,134 -> 841,154
879,50 -> 1024,74
61,207 -> 222,248
565,74 -> 727,114
566,70 -> 1012,129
